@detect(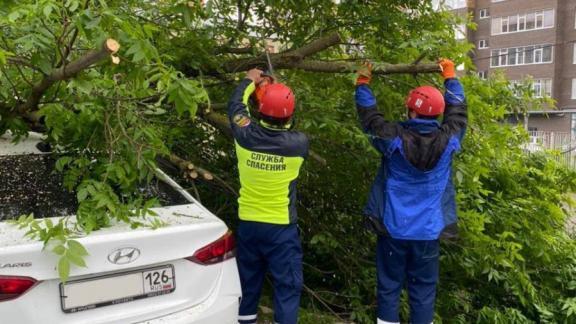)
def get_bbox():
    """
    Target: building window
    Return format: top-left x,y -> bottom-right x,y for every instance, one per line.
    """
491,50 -> 499,66
510,79 -> 552,98
491,9 -> 554,35
478,39 -> 488,49
532,79 -> 552,98
508,48 -> 517,65
573,43 -> 576,64
501,17 -> 509,33
572,114 -> 576,138
535,11 -> 544,28
499,48 -> 508,66
479,8 -> 489,19
572,79 -> 576,99
518,15 -> 526,31
478,71 -> 488,79
526,13 -> 535,29
534,47 -> 543,62
509,15 -> 518,32
490,44 -> 553,67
